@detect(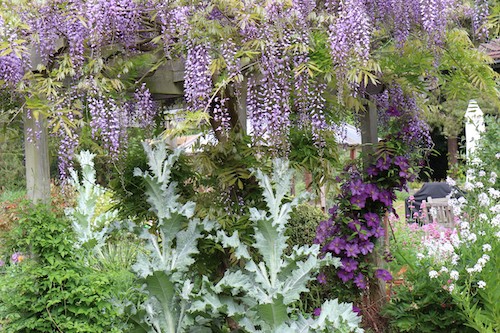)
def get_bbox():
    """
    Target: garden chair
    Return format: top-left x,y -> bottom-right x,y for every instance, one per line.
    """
421,196 -> 455,228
